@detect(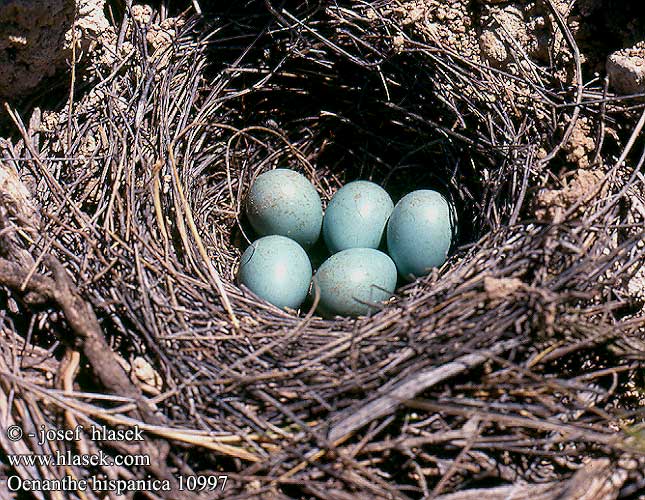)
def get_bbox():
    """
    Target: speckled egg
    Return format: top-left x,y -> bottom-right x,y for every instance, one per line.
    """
322,181 -> 394,253
387,190 -> 455,280
246,169 -> 323,248
313,248 -> 397,317
238,235 -> 312,310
